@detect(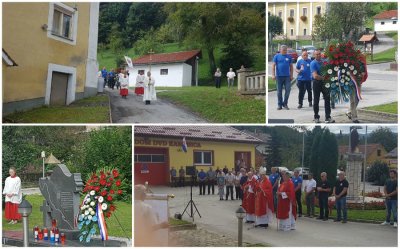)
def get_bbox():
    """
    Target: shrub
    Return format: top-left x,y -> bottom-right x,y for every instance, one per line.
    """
300,15 -> 307,22
366,161 -> 389,186
287,16 -> 294,23
366,191 -> 383,198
